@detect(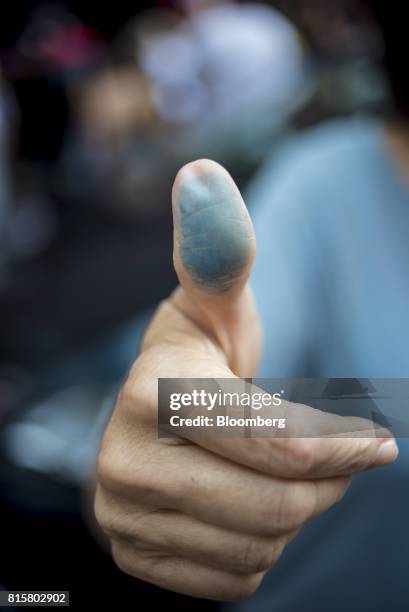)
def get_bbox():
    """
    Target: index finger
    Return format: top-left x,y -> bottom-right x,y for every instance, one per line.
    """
191,391 -> 398,479
131,344 -> 398,478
